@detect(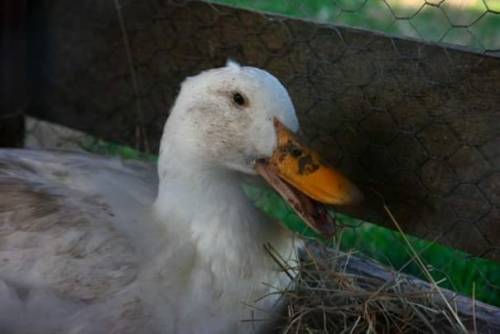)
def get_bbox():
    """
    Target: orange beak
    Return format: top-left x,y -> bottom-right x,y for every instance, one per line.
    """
256,119 -> 363,237
270,119 -> 362,205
